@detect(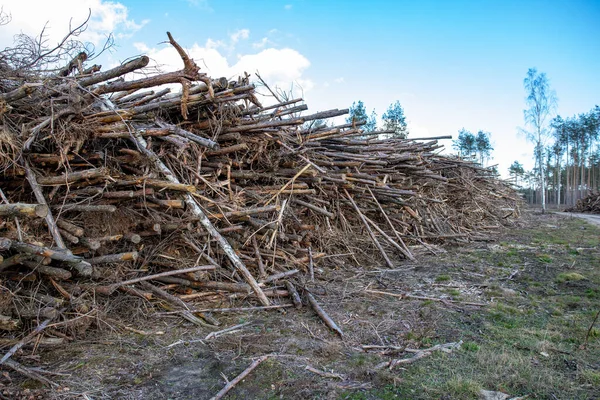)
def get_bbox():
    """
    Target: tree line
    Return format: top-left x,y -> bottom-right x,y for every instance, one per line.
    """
510,68 -> 600,210
345,100 -> 496,169
346,100 -> 409,138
